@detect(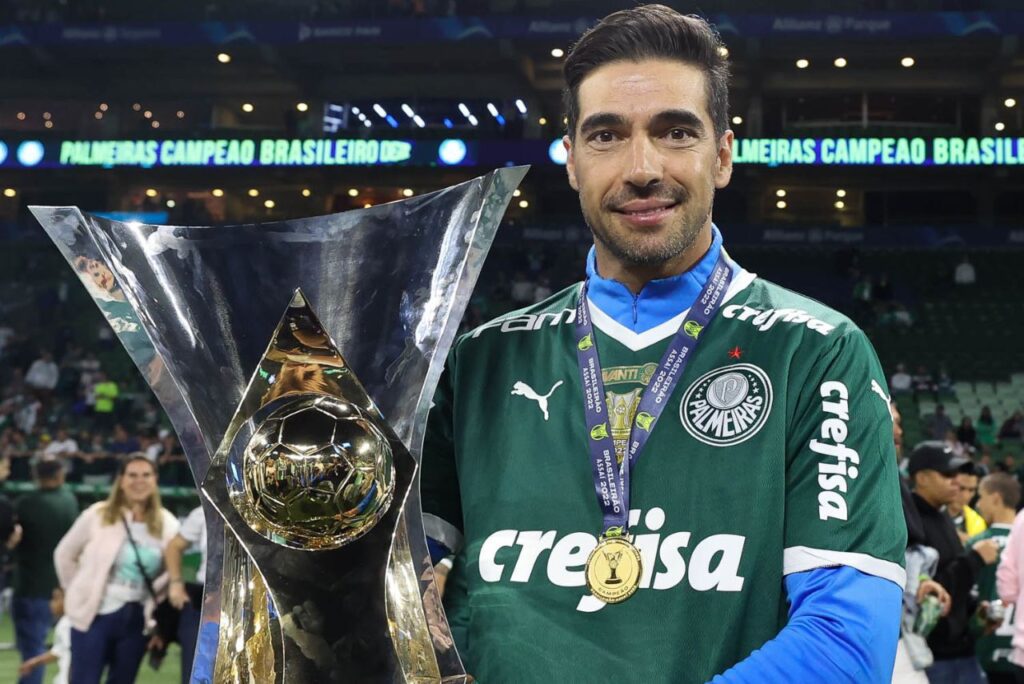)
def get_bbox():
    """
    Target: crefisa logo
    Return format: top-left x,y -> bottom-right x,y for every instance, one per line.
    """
680,364 -> 773,446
